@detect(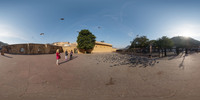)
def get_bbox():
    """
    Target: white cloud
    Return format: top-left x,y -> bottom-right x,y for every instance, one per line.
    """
120,1 -> 135,22
128,32 -> 134,38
